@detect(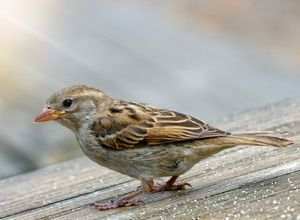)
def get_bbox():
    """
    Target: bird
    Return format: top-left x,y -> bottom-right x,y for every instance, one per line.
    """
34,85 -> 293,210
